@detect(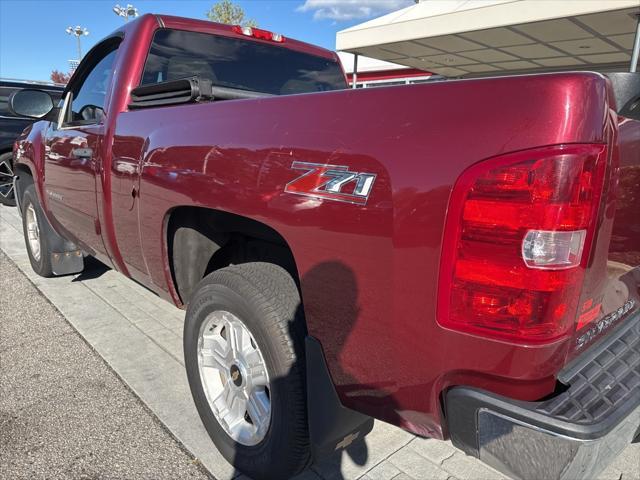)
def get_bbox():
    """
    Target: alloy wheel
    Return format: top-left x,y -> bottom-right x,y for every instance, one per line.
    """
25,203 -> 41,261
197,310 -> 271,446
0,157 -> 14,200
